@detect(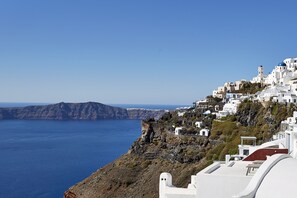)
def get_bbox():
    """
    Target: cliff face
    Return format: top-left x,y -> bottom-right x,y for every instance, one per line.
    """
0,102 -> 166,120
64,120 -> 212,198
